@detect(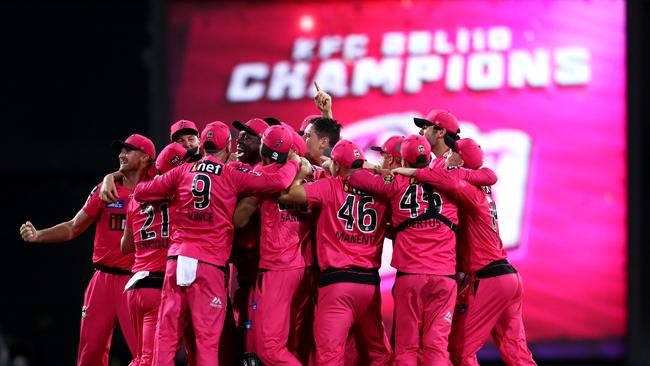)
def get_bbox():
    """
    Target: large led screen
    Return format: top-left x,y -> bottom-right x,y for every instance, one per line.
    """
168,0 -> 626,359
